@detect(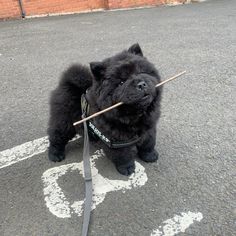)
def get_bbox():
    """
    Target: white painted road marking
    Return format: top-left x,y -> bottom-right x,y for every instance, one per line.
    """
150,211 -> 203,236
42,149 -> 148,218
0,136 -> 49,169
0,135 -> 80,169
1,135 -> 203,234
